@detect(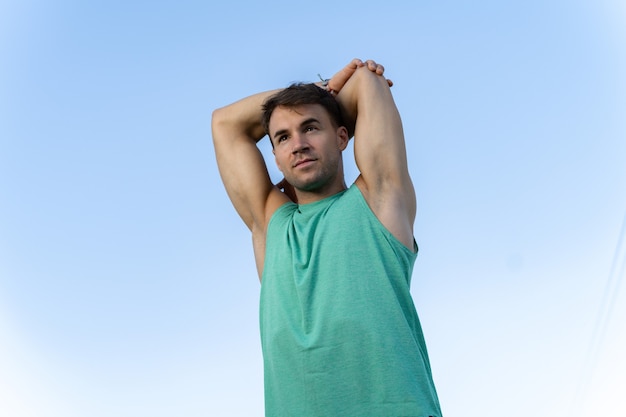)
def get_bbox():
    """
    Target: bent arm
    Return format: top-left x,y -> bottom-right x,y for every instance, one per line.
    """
211,91 -> 289,232
212,59 -> 370,231
335,65 -> 417,249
